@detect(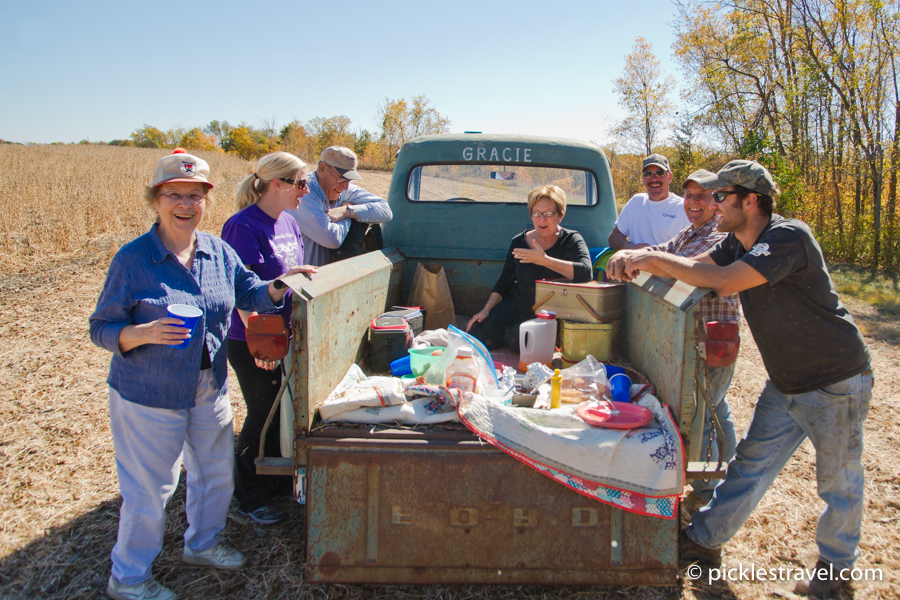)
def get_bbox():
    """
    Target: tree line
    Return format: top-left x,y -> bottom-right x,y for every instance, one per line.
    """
107,95 -> 450,171
609,0 -> 900,274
